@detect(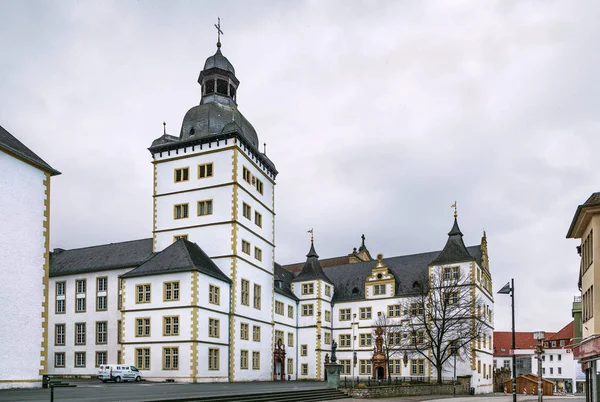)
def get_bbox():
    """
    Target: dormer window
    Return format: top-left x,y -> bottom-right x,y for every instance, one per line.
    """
217,79 -> 228,95
373,284 -> 386,295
